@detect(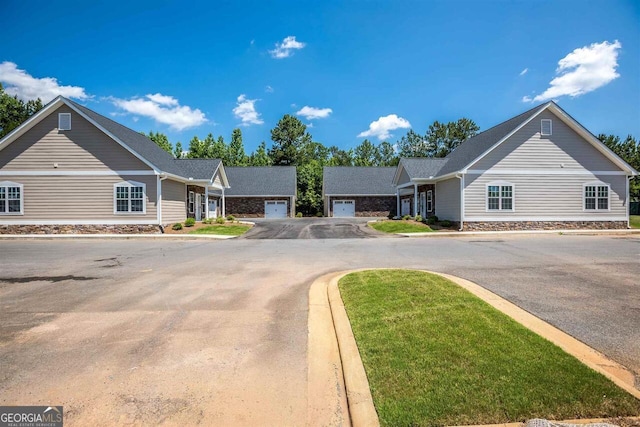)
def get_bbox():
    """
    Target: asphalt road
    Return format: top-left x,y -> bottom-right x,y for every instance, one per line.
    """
1,234 -> 639,425
241,217 -> 389,239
